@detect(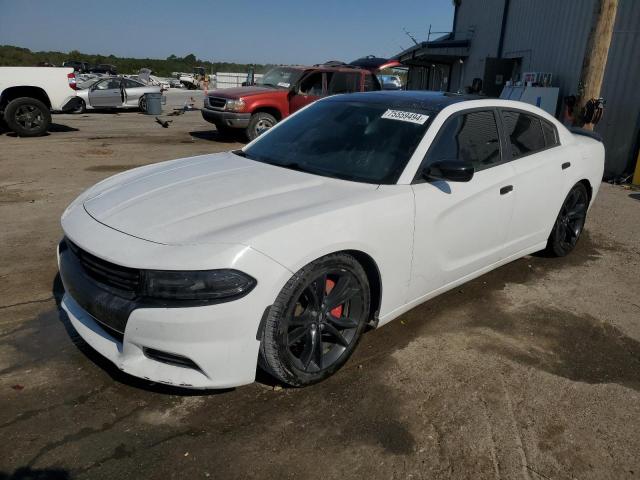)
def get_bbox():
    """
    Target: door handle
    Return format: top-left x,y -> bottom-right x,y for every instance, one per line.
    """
500,185 -> 513,195
562,162 -> 571,170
